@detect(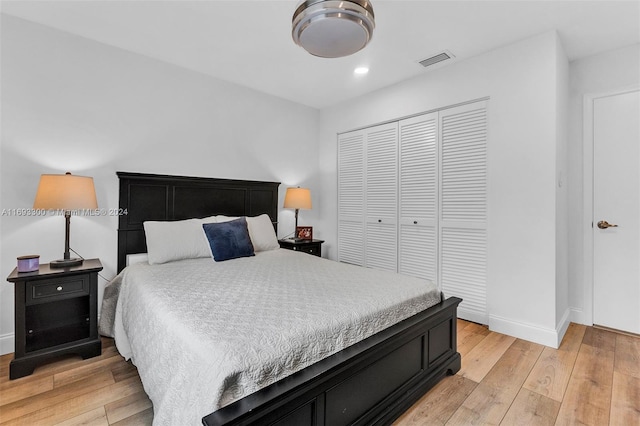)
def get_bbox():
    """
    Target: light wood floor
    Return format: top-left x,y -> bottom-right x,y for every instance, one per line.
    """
0,320 -> 638,425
